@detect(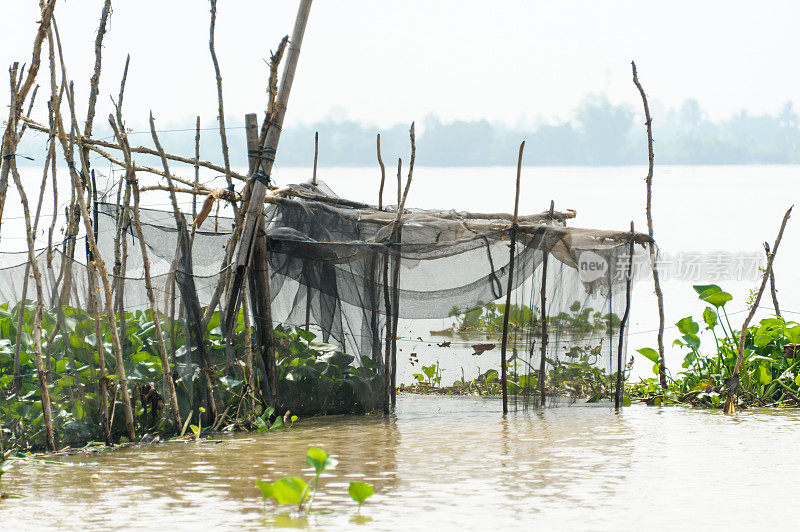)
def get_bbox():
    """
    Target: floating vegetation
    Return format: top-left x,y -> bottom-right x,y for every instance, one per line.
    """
631,284 -> 800,408
256,448 -> 375,516
441,301 -> 620,339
